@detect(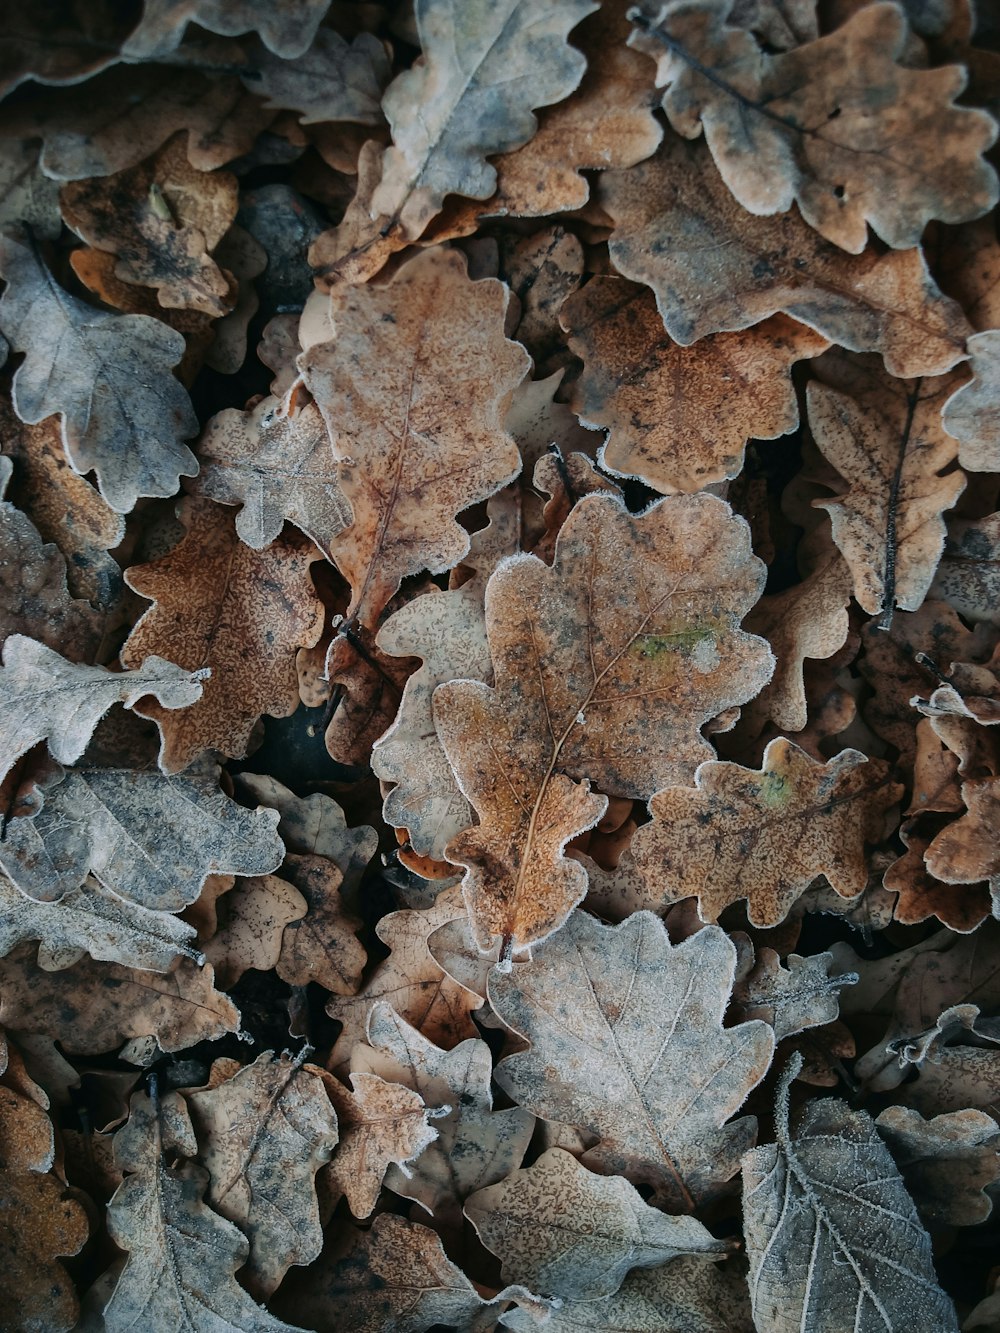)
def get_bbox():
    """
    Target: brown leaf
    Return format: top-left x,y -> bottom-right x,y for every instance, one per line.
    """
202,873 -> 307,988
186,1051 -> 339,1297
322,1069 -> 437,1219
731,939 -> 857,1040
121,496 -> 325,771
633,738 -> 901,926
193,394 -> 351,554
490,910 -> 775,1210
0,2 -> 128,97
59,134 -> 238,316
435,492 -> 773,954
925,776 -> 1000,883
885,815 -> 991,932
276,853 -> 366,996
322,624 -> 420,766
301,247 -> 529,630
0,1170 -> 88,1332
122,0 -> 331,58
631,2 -> 997,253
600,134 -> 972,378
561,276 -> 828,493
875,1104 -> 1000,1228
807,350 -> 967,624
0,233 -> 199,513
931,510 -> 1000,626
